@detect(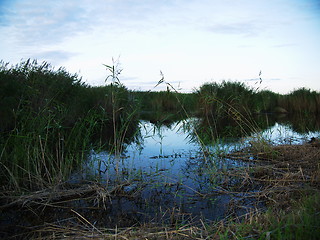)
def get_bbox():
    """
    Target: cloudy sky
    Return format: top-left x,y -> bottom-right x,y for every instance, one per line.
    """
1,0 -> 319,93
